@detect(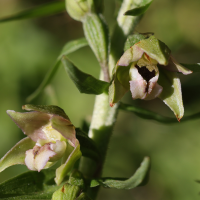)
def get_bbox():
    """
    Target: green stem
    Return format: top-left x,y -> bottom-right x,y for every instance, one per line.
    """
79,72 -> 119,178
79,78 -> 119,200
79,1 -> 144,199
